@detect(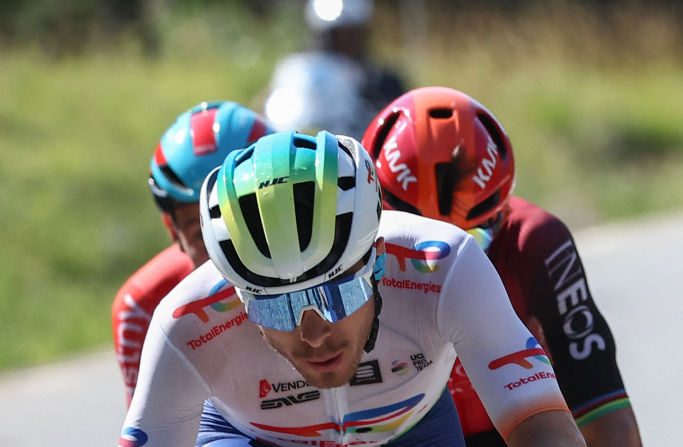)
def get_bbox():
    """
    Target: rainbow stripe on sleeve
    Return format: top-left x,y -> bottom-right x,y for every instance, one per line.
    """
572,389 -> 631,427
